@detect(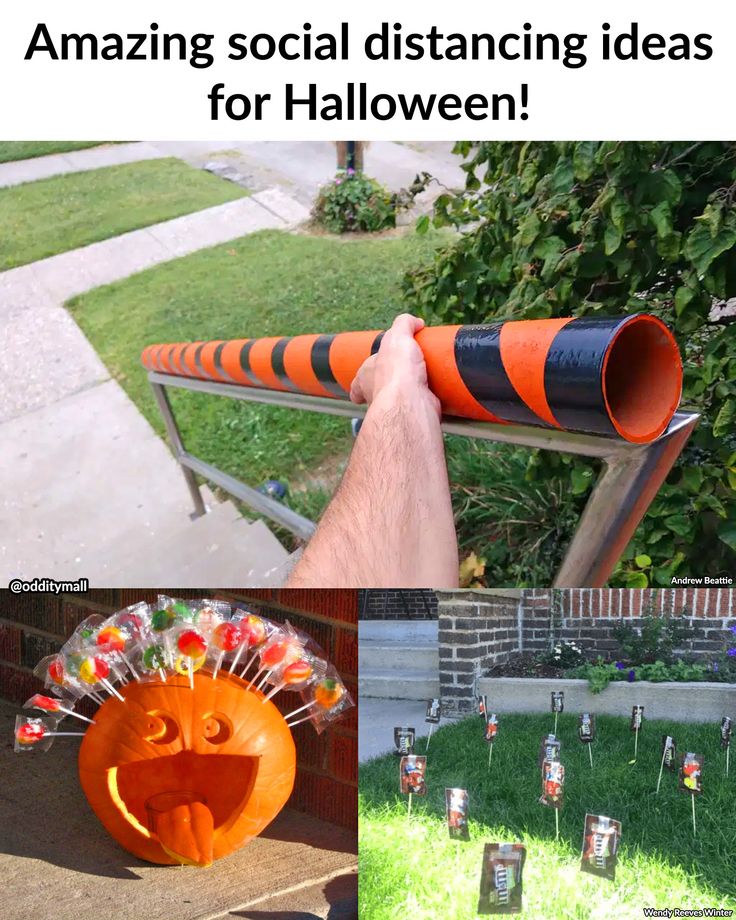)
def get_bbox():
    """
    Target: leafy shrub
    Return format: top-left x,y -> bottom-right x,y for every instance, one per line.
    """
612,614 -> 697,665
405,142 -> 736,586
569,658 -> 719,694
312,170 -> 399,233
447,438 -> 579,586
